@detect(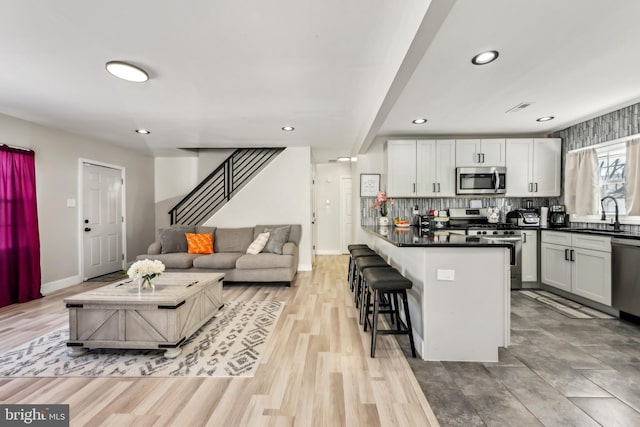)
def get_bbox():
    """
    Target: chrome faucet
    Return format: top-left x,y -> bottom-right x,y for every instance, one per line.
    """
600,196 -> 621,231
